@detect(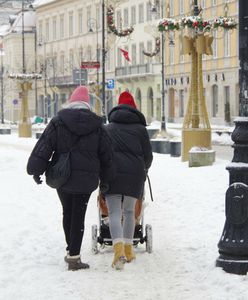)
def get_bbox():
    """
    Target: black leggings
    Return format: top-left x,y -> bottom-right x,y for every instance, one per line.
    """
57,190 -> 90,256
